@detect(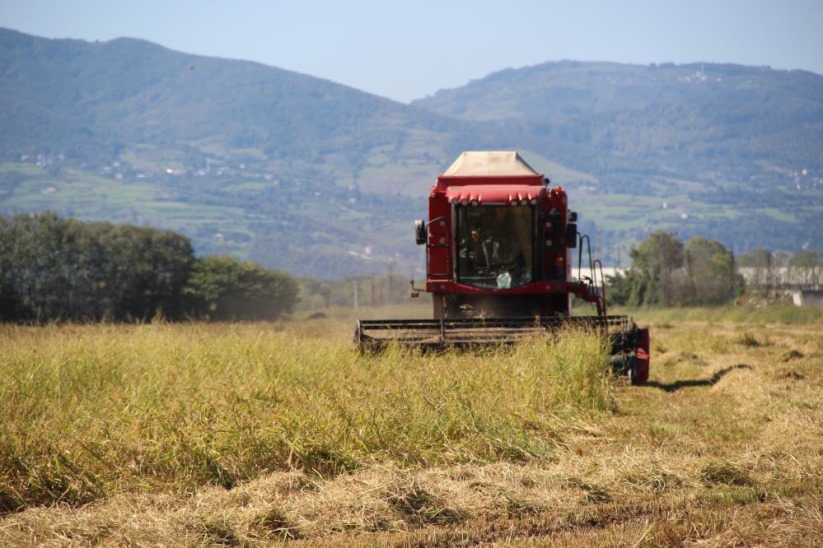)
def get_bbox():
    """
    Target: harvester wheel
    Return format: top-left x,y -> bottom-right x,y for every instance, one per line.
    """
629,361 -> 648,385
630,328 -> 650,385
